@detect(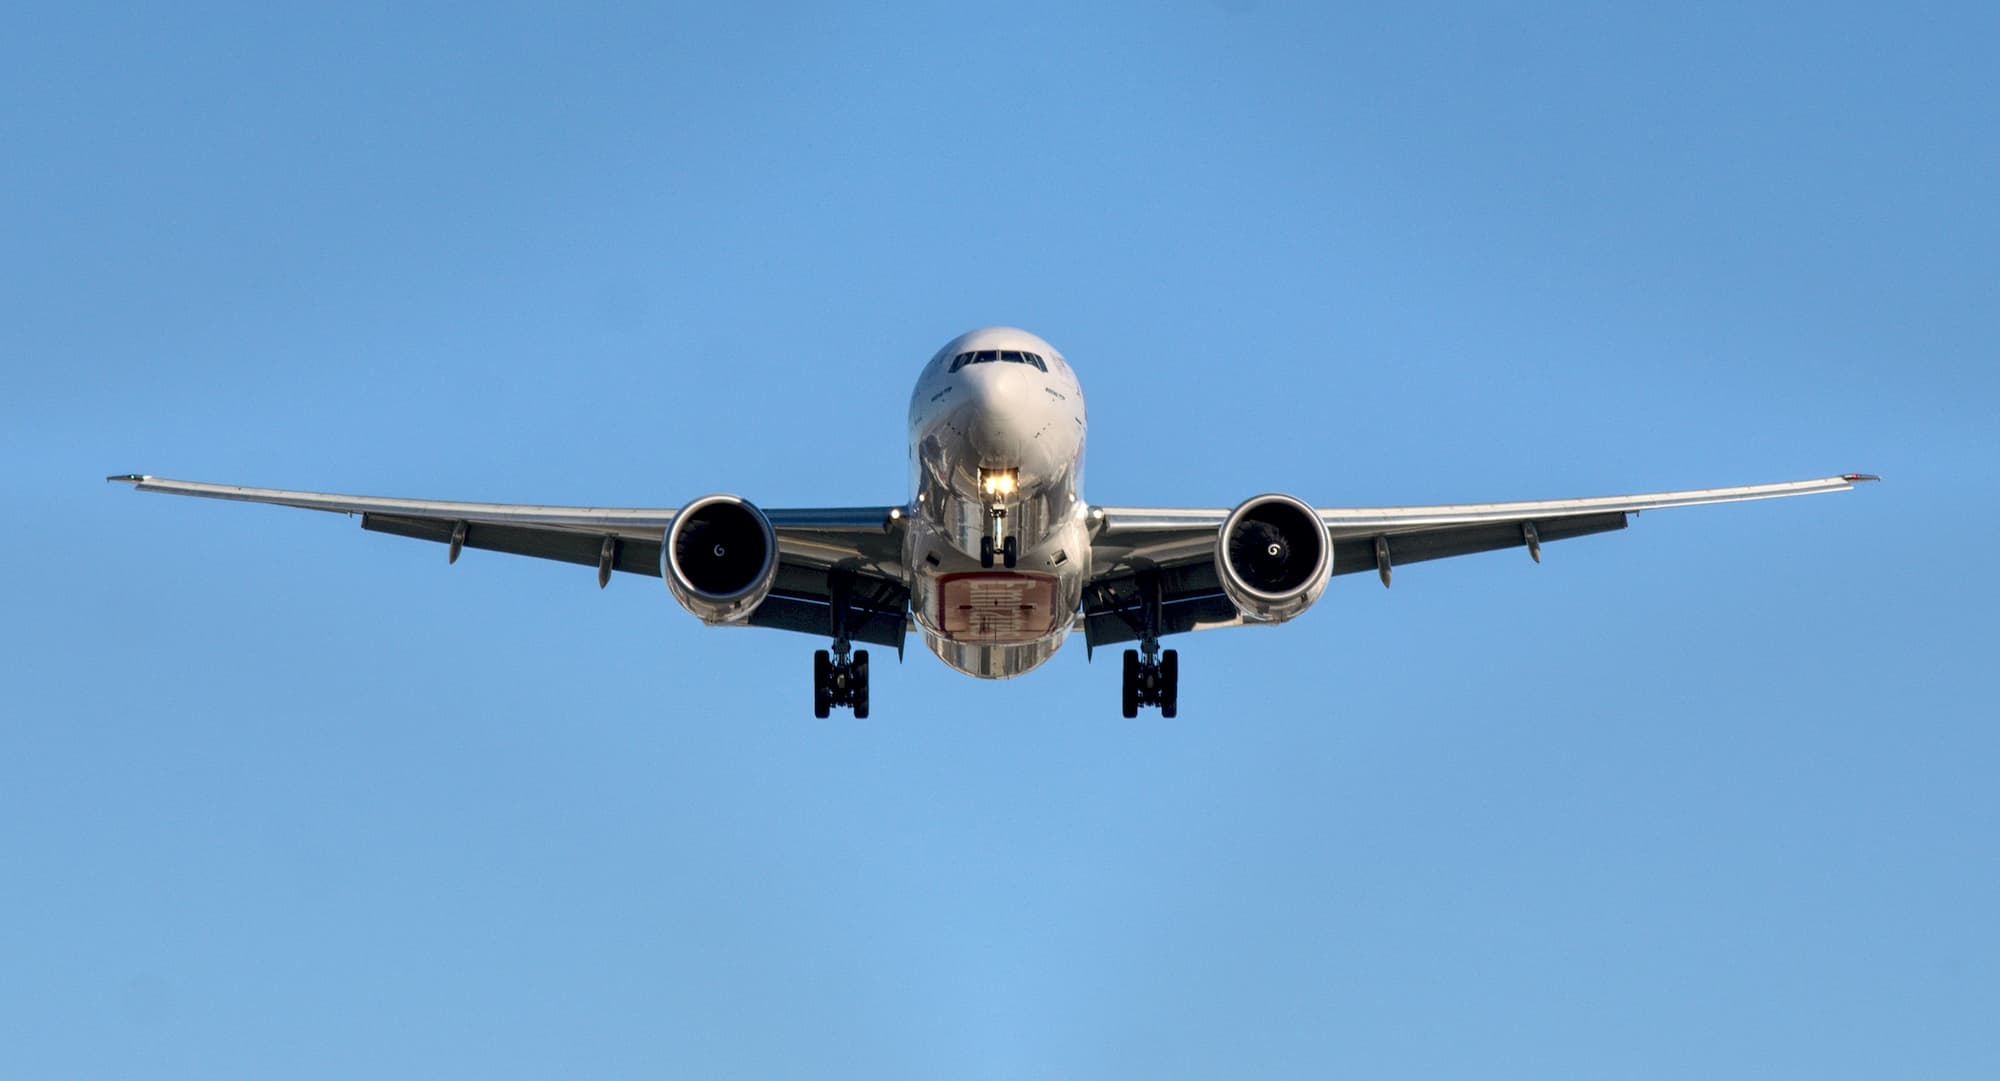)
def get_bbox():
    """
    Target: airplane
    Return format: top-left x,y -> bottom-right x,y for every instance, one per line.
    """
112,326 -> 1875,718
